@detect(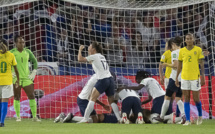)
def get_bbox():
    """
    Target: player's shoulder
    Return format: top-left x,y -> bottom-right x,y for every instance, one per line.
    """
10,48 -> 17,53
163,50 -> 171,56
24,48 -> 32,53
194,46 -> 202,51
